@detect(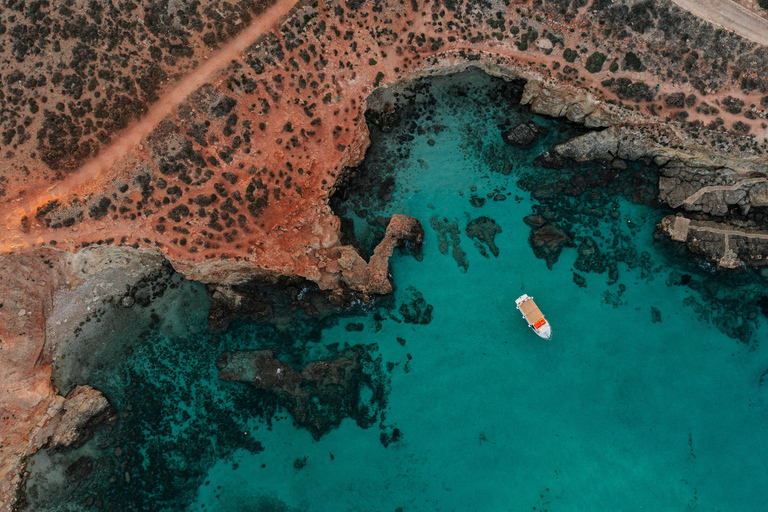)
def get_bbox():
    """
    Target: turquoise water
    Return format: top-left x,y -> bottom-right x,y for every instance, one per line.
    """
25,70 -> 768,511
